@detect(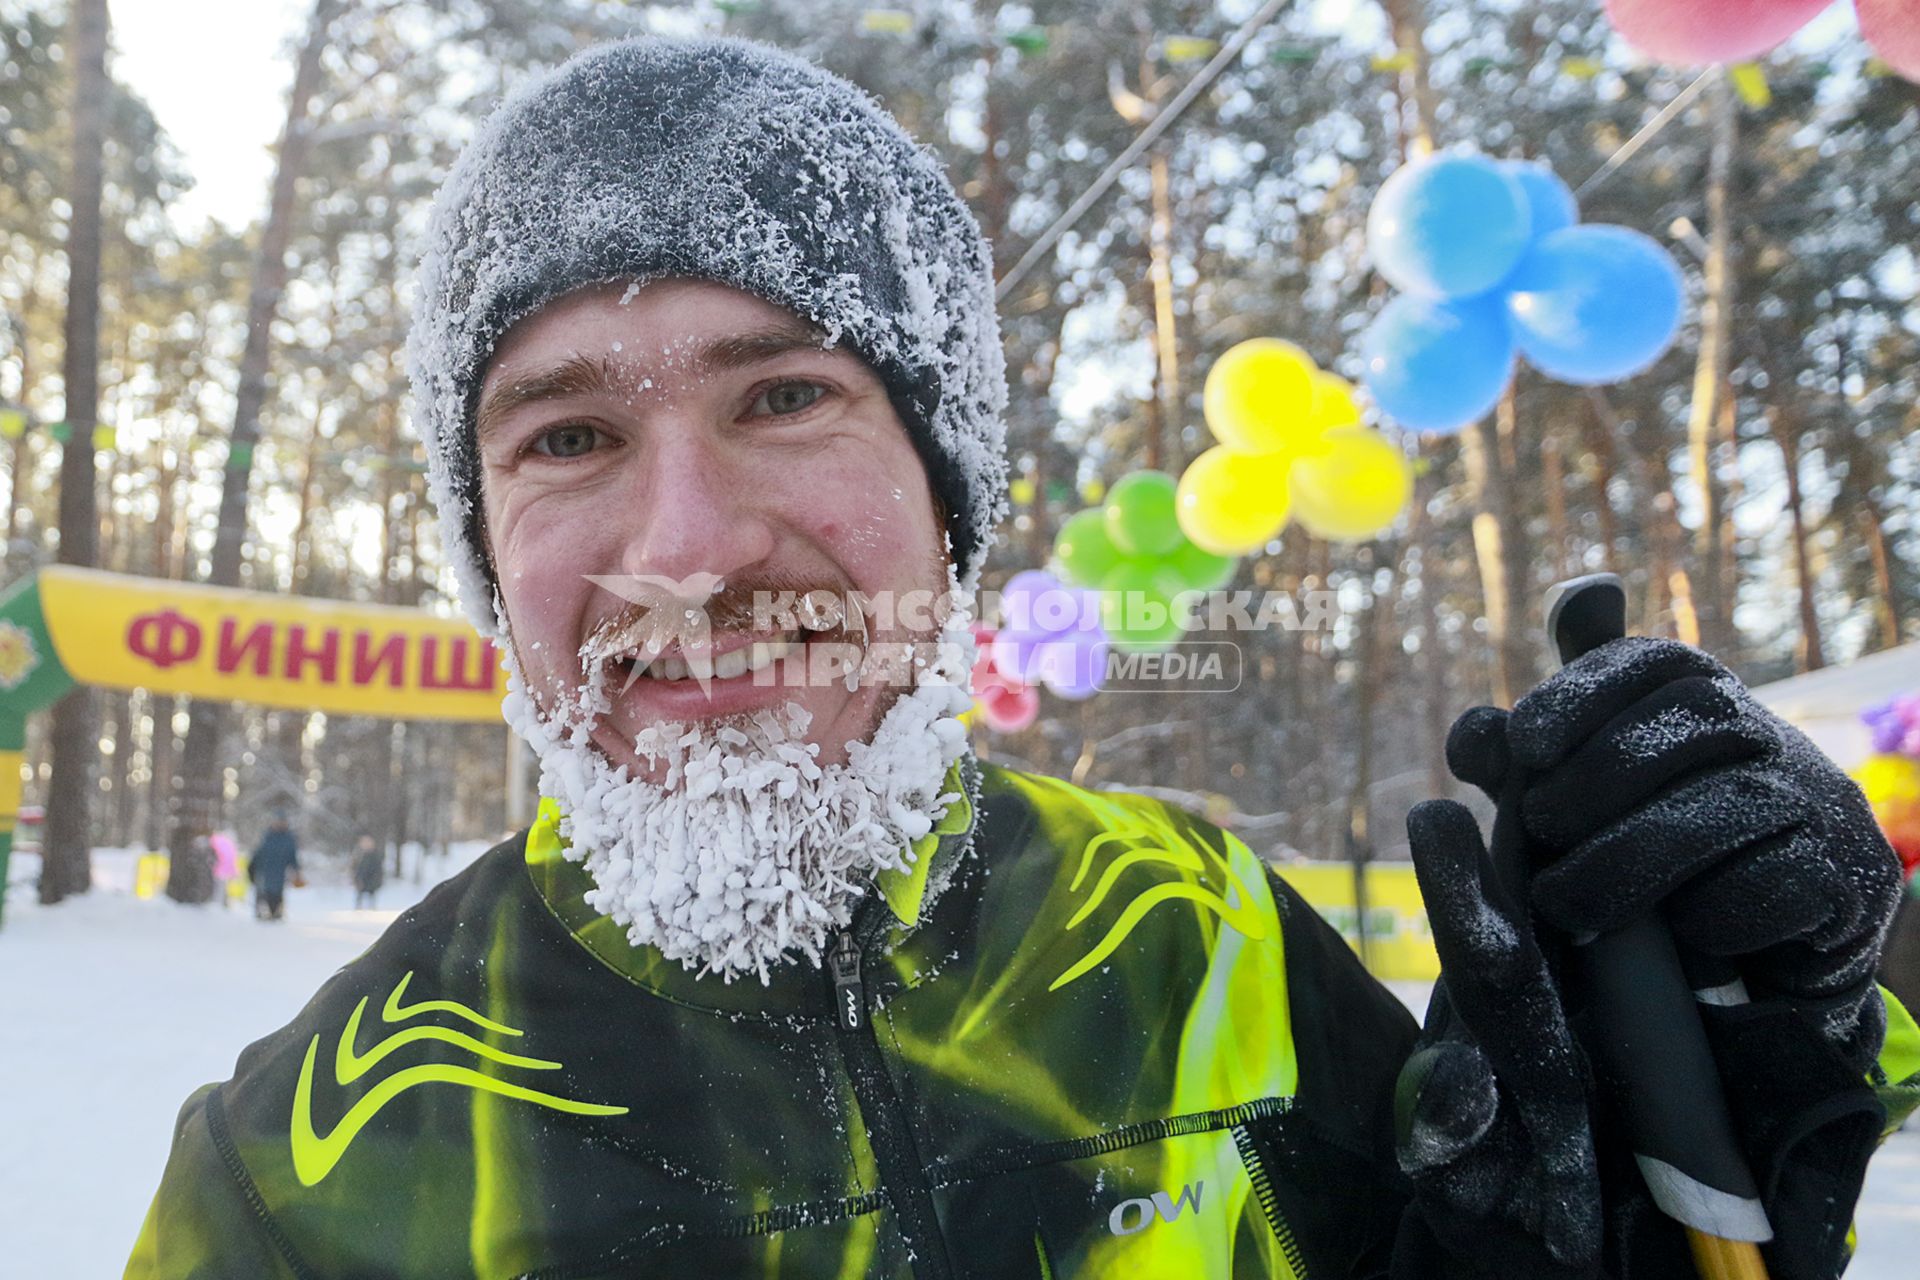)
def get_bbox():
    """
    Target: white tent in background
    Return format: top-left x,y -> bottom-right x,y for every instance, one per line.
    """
1752,641 -> 1920,771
